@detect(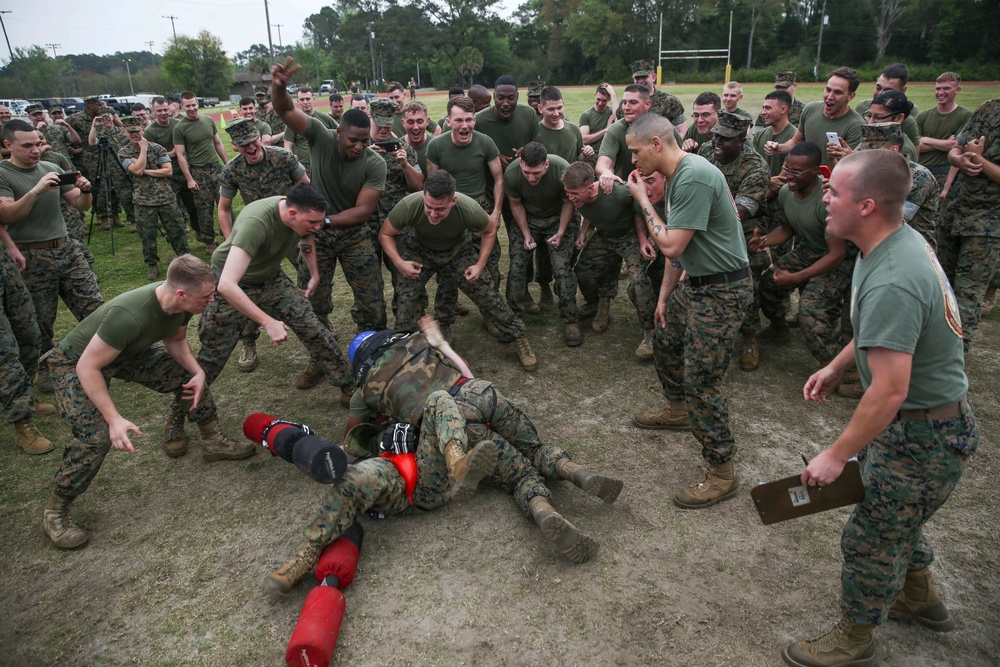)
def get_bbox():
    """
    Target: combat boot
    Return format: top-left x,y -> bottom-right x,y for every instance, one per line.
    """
205,242 -> 217,255
42,493 -> 89,550
296,360 -> 325,390
539,282 -> 554,309
592,297 -> 611,333
514,334 -> 537,371
14,418 -> 54,455
634,330 -> 654,360
129,223 -> 138,234
339,385 -> 354,406
767,317 -> 791,339
888,567 -> 955,632
483,318 -> 501,339
99,216 -> 112,231
523,292 -> 541,315
673,460 -> 739,509
529,496 -> 599,564
238,340 -> 258,373
740,334 -> 760,371
981,286 -> 997,316
579,300 -> 598,320
564,322 -> 582,347
782,618 -> 875,667
37,365 -> 54,393
633,399 -> 691,431
836,368 -> 864,400
265,541 -> 324,596
197,417 -> 257,462
555,458 -> 623,503
454,301 -> 470,316
32,397 -> 56,417
163,408 -> 188,458
146,264 -> 159,282
444,439 -> 498,502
